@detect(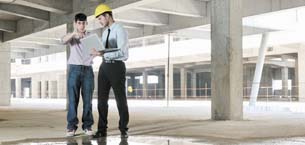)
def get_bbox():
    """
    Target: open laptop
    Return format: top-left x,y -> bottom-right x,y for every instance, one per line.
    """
80,33 -> 119,52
